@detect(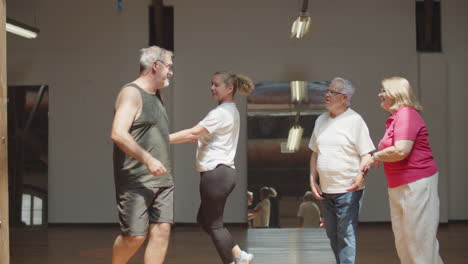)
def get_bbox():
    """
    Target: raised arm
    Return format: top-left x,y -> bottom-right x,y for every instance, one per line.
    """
110,87 -> 167,176
169,124 -> 209,144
